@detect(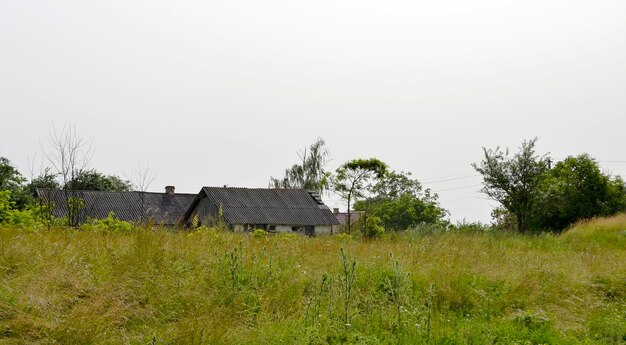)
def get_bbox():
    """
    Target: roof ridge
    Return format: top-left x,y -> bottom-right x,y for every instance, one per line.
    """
203,186 -> 311,191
